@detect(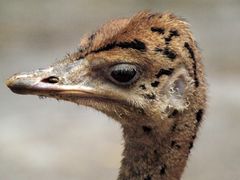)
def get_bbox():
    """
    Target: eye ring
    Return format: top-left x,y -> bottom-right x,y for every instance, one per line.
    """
107,64 -> 140,86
